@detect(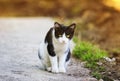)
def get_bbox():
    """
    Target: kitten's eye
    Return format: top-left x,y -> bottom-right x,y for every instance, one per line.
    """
66,35 -> 70,38
59,35 -> 62,37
